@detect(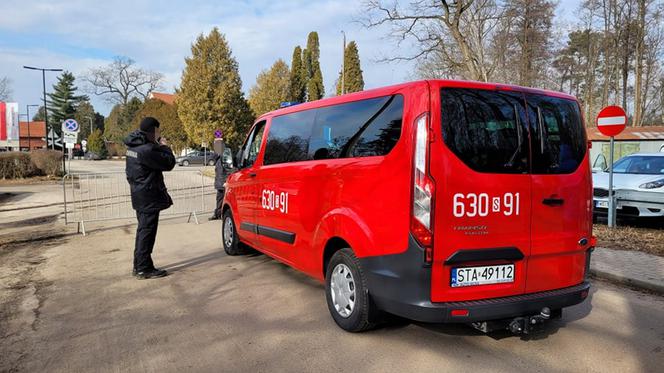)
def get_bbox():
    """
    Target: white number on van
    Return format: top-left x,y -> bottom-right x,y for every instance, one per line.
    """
262,189 -> 289,214
453,193 -> 520,218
